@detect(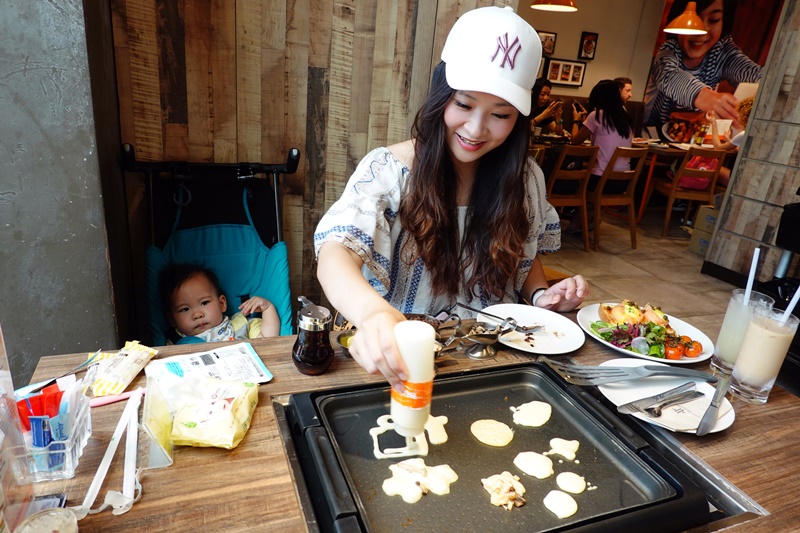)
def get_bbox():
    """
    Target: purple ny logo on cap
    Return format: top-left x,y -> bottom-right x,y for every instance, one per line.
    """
491,33 -> 521,70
